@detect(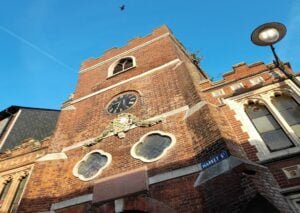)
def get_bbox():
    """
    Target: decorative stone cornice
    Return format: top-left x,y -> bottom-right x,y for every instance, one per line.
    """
0,139 -> 42,158
14,170 -> 29,180
84,113 -> 163,147
241,96 -> 266,106
36,152 -> 68,162
0,175 -> 12,184
9,170 -> 28,181
63,59 -> 181,108
267,88 -> 294,98
0,169 -> 30,212
14,138 -> 41,150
